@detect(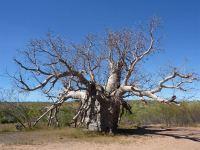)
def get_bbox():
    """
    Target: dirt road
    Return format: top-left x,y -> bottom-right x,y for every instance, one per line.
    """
0,126 -> 200,150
